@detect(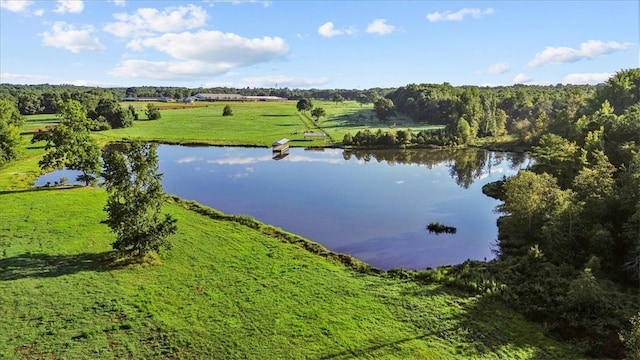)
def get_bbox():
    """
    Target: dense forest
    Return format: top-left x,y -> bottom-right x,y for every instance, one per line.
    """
388,69 -> 640,358
1,69 -> 640,358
